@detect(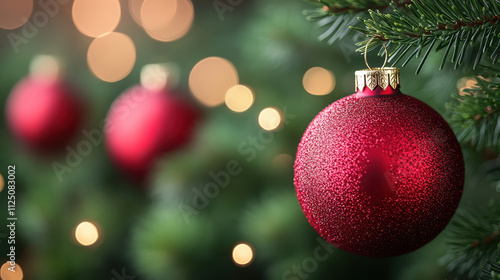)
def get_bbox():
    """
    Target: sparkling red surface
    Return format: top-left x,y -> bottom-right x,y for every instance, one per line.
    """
6,77 -> 83,152
294,87 -> 464,257
105,85 -> 199,181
